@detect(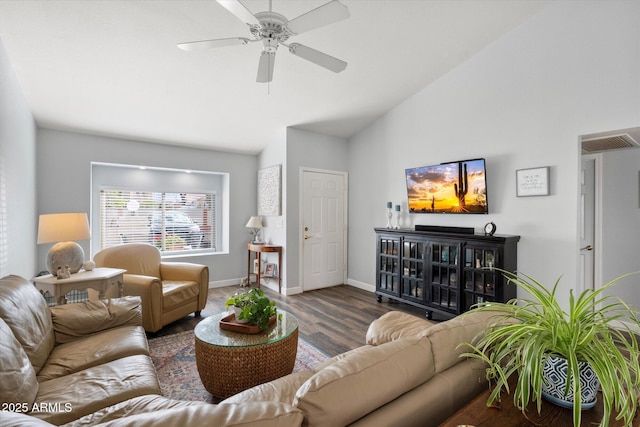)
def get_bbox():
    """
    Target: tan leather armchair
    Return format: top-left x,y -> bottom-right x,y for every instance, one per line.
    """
94,243 -> 209,332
